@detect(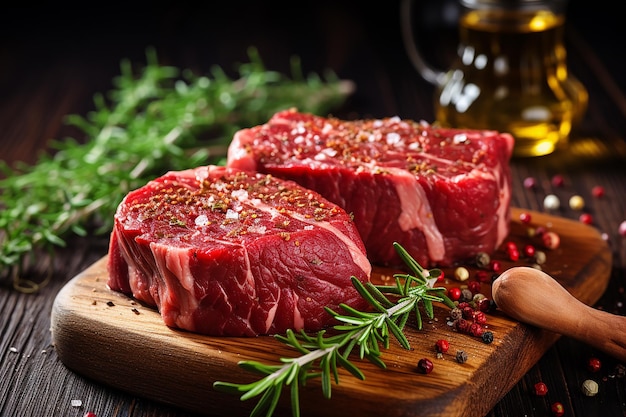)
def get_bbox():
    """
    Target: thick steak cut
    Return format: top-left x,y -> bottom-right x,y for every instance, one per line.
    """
227,109 -> 514,267
107,165 -> 371,337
